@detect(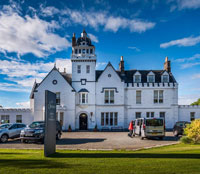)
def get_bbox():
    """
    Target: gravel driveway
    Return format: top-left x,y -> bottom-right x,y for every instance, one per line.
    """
0,132 -> 179,150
